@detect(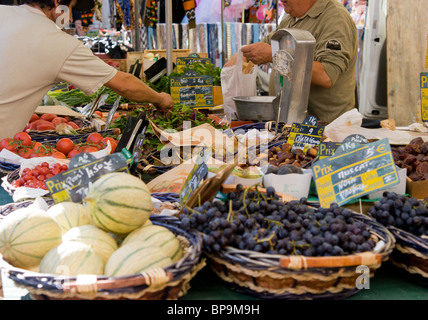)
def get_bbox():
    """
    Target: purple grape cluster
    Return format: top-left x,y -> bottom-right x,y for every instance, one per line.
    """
179,185 -> 376,257
368,191 -> 428,237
